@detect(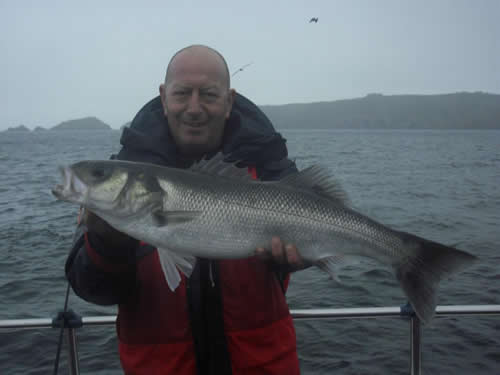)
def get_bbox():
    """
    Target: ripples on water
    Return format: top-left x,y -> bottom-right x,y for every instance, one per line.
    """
0,129 -> 499,374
